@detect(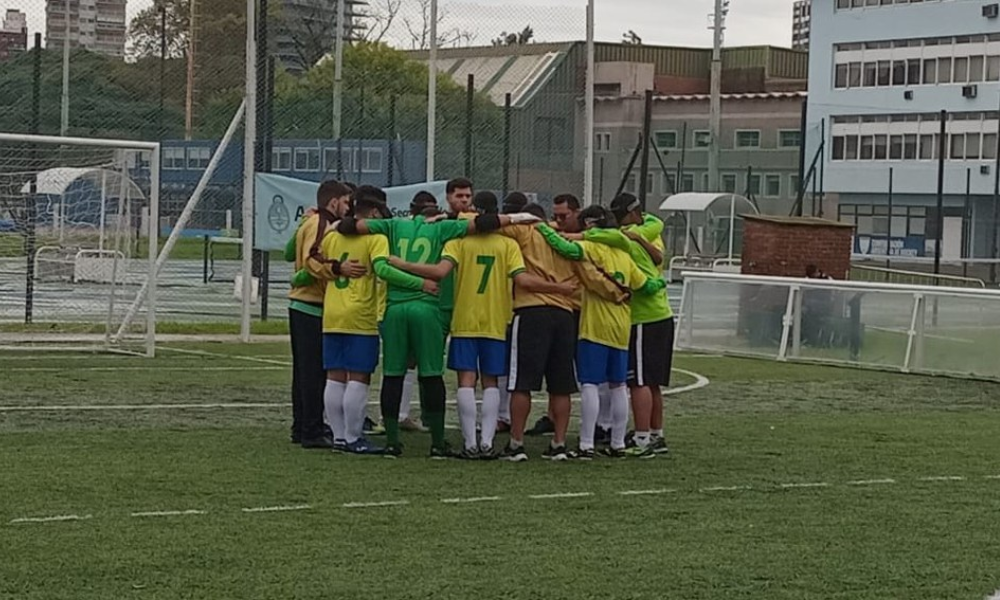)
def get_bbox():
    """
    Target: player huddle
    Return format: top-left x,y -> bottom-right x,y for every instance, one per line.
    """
286,178 -> 674,461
